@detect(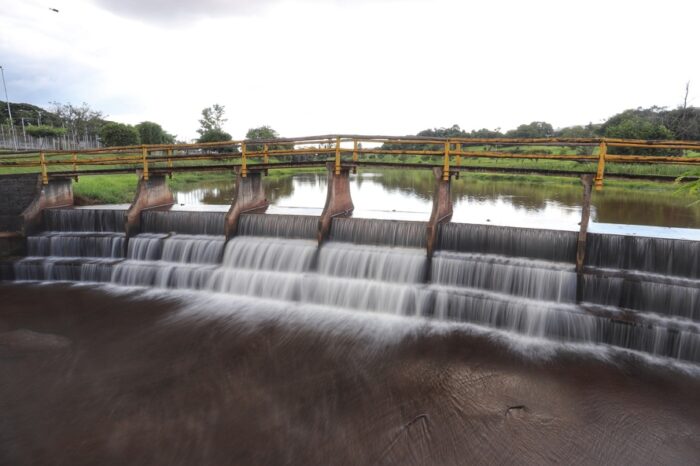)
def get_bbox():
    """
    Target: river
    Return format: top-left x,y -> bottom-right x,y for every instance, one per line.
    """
173,170 -> 700,233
